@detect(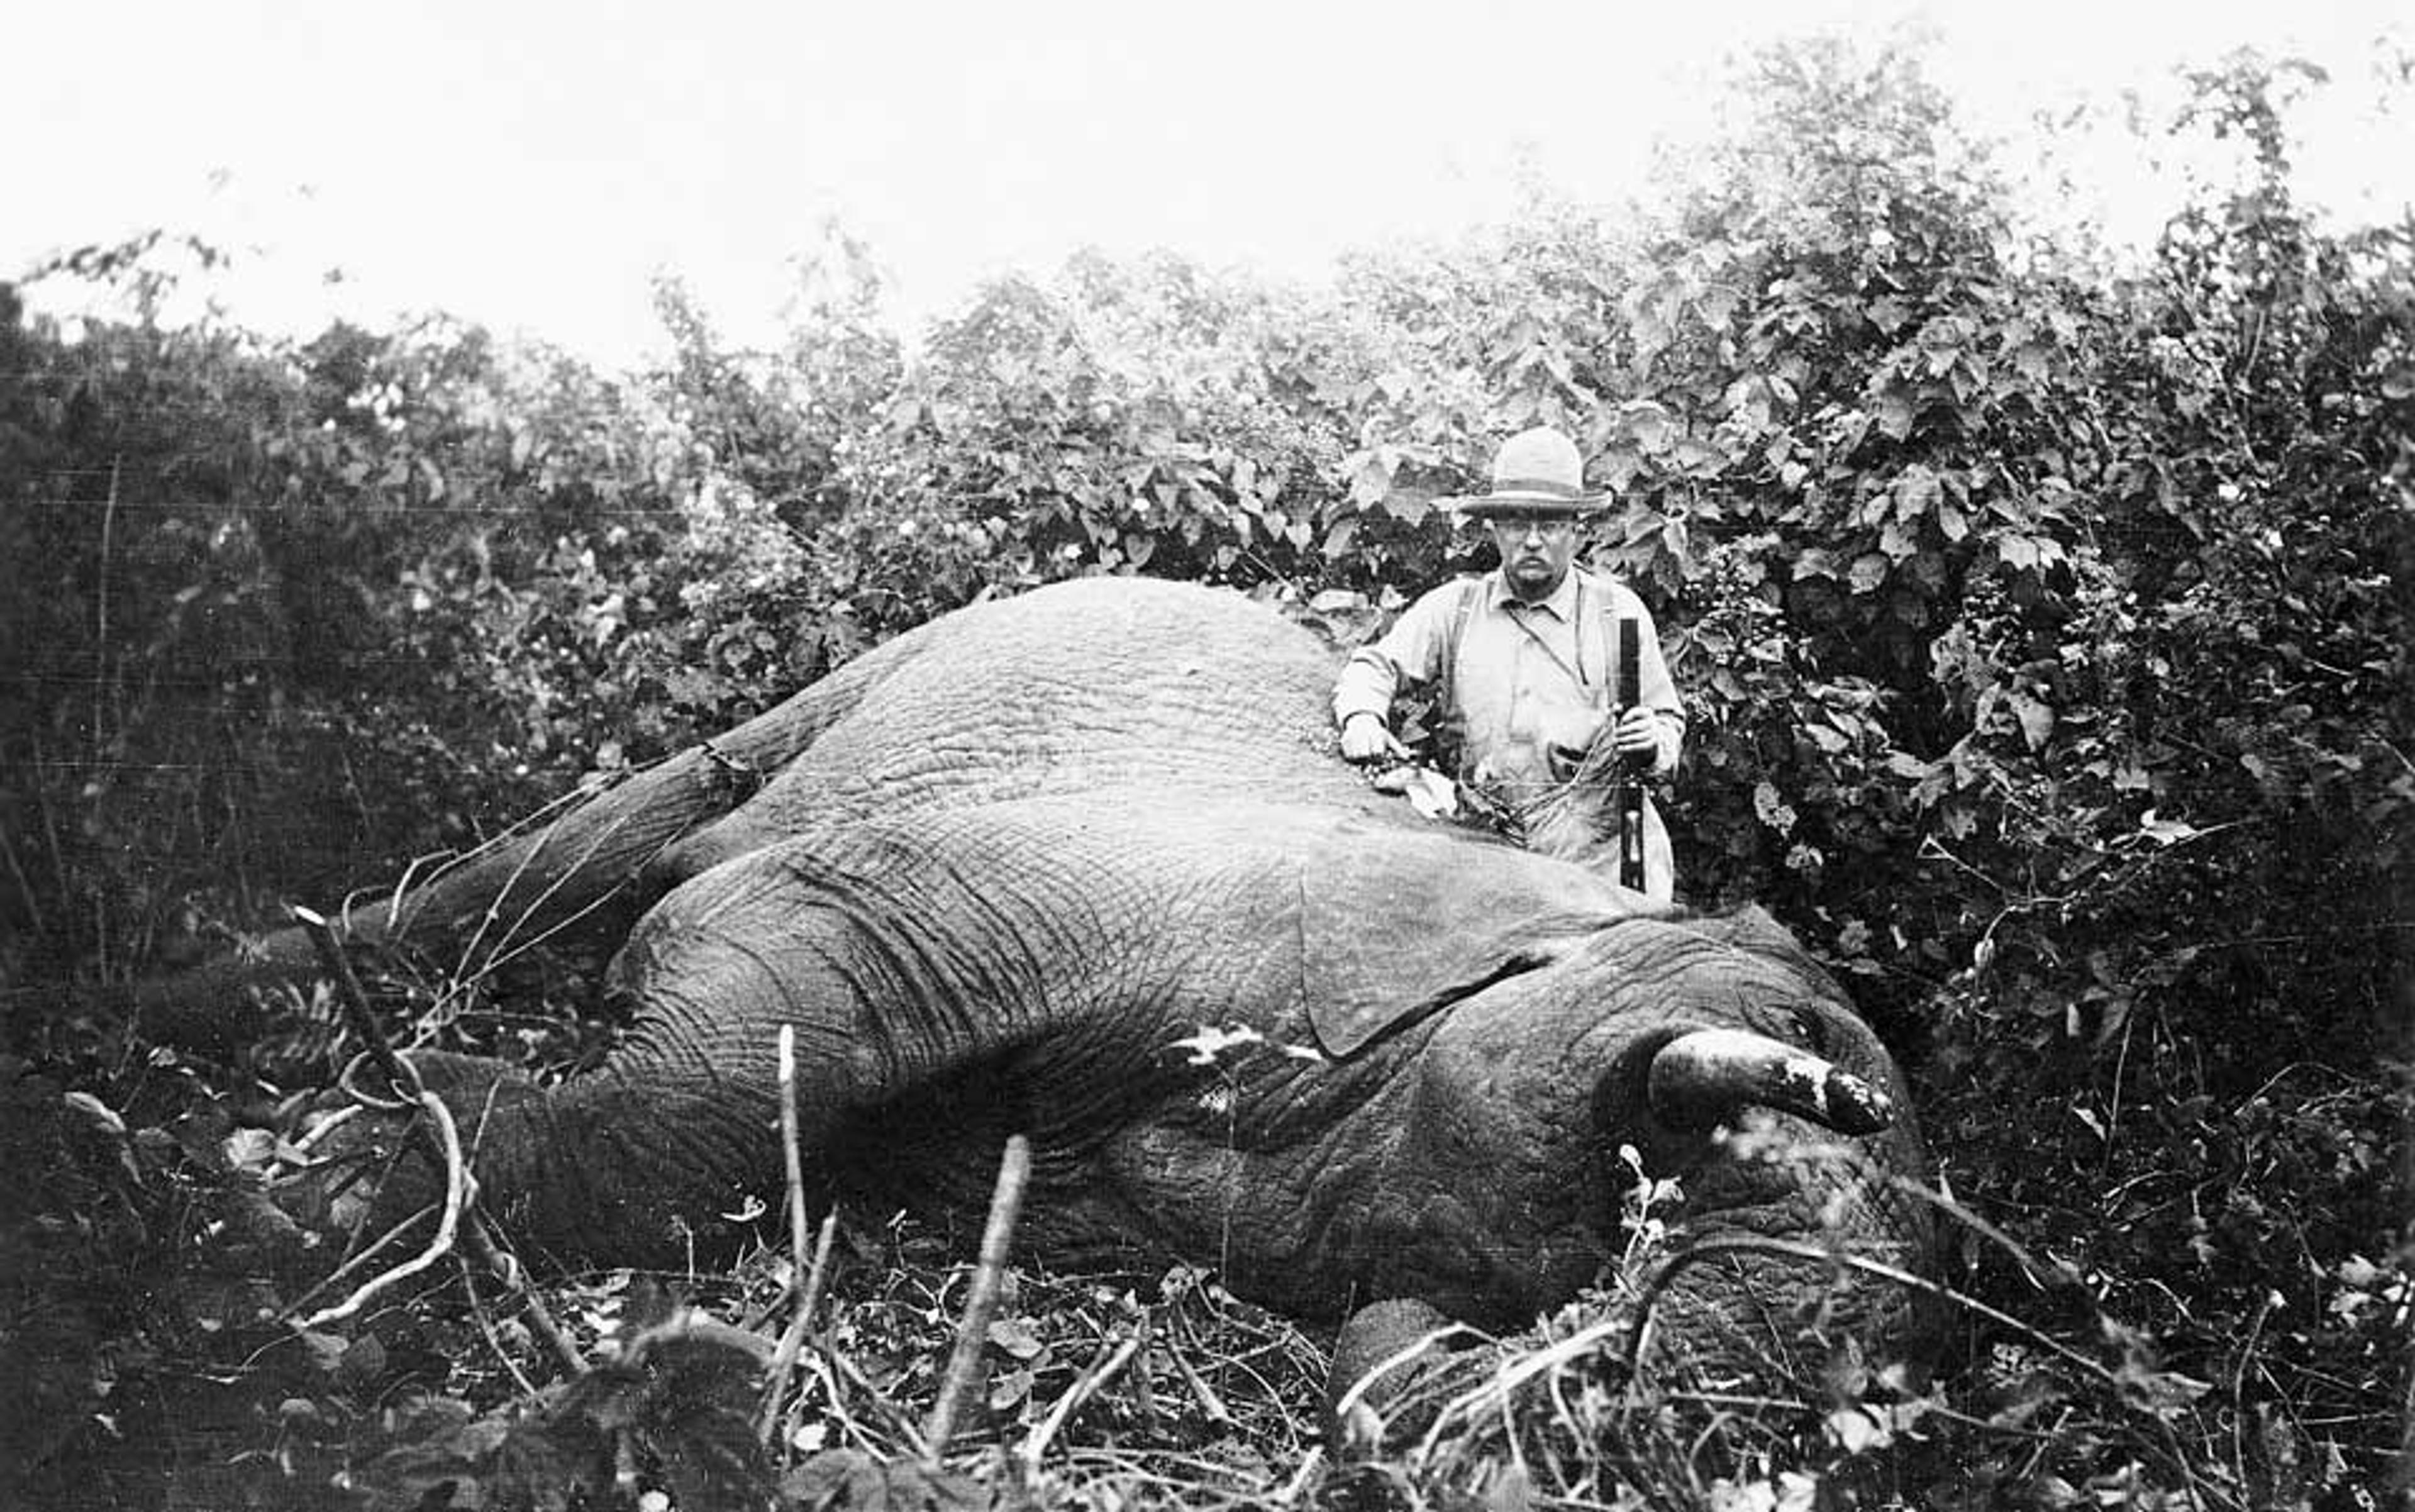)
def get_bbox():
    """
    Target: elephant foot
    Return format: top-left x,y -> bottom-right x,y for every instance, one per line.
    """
1325,1298 -> 1479,1457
